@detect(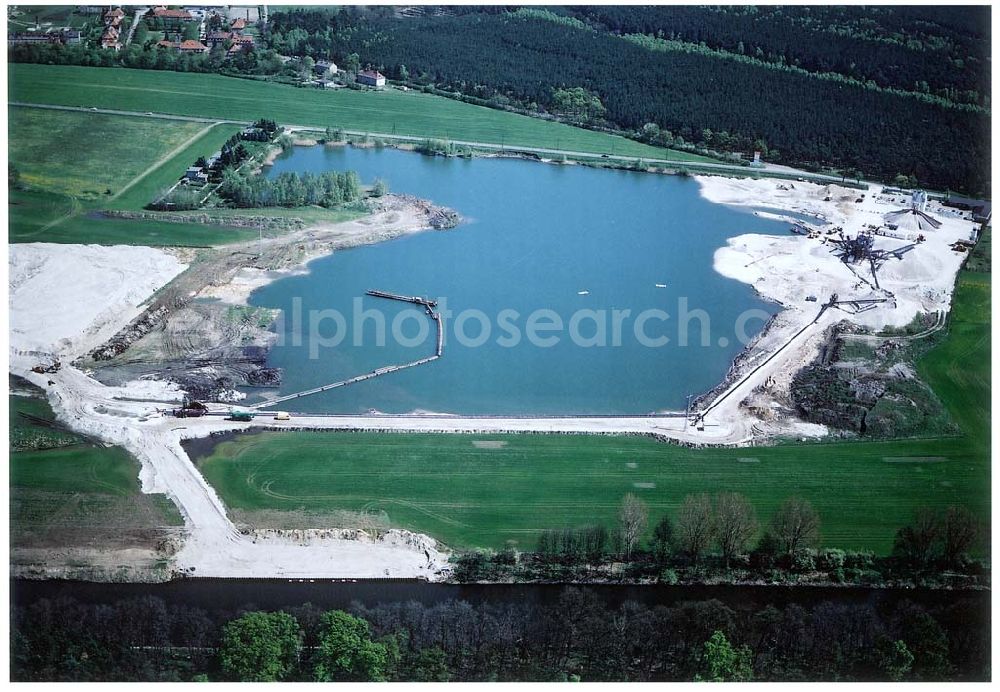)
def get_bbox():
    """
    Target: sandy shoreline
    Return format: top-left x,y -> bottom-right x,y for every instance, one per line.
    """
9,170 -> 980,580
